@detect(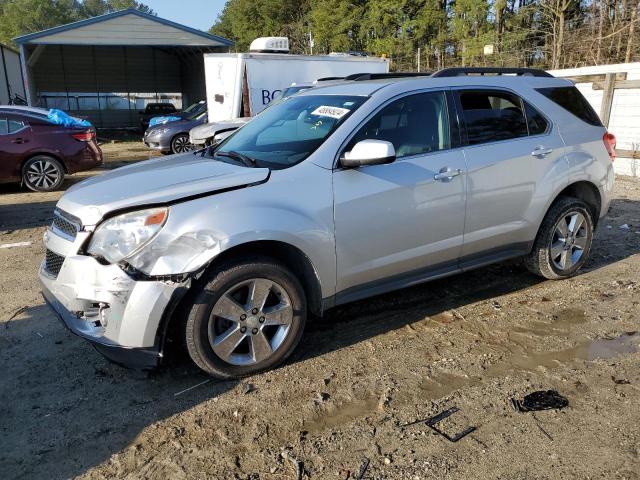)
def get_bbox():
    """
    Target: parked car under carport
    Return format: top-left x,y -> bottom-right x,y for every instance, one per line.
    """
143,111 -> 207,154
